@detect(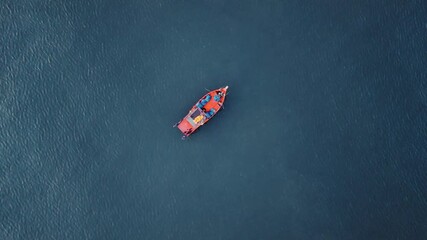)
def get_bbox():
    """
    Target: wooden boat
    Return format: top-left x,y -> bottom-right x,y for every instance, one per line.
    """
174,86 -> 229,139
